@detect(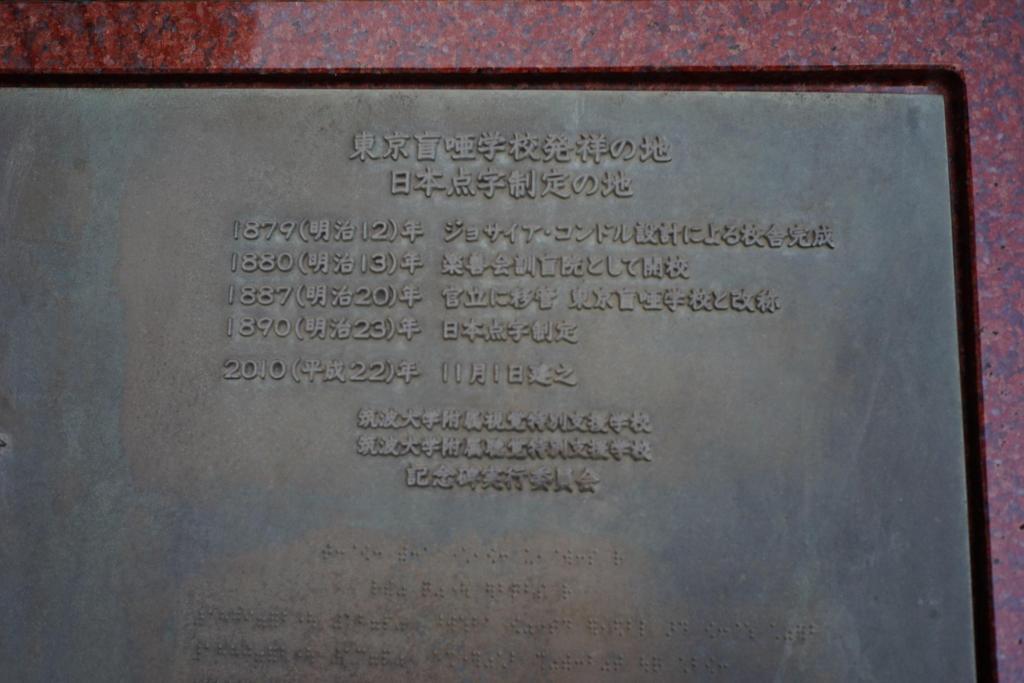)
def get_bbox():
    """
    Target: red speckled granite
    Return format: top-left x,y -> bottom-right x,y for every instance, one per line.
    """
1,1 -> 1020,678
